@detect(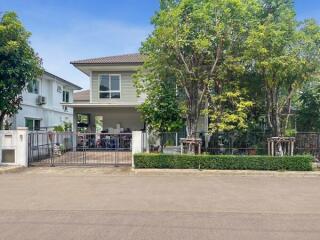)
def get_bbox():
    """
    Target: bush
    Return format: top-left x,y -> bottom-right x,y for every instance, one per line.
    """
134,154 -> 313,171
